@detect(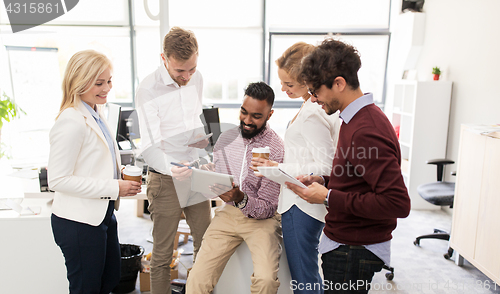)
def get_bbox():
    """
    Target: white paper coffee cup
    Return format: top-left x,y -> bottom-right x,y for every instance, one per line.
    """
252,147 -> 270,175
123,165 -> 142,183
